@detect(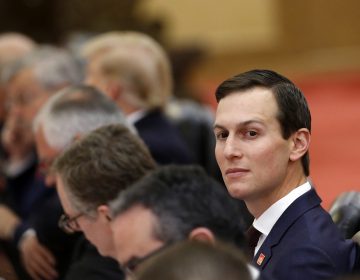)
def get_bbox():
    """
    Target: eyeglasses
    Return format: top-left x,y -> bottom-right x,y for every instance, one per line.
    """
58,212 -> 84,234
122,243 -> 171,275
